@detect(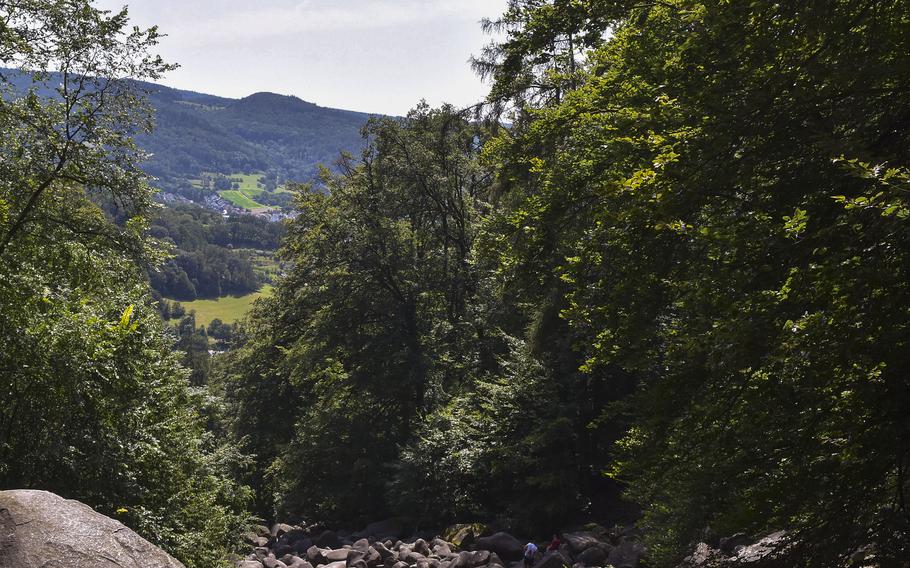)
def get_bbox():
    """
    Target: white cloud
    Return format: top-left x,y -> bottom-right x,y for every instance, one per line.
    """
159,0 -> 497,47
